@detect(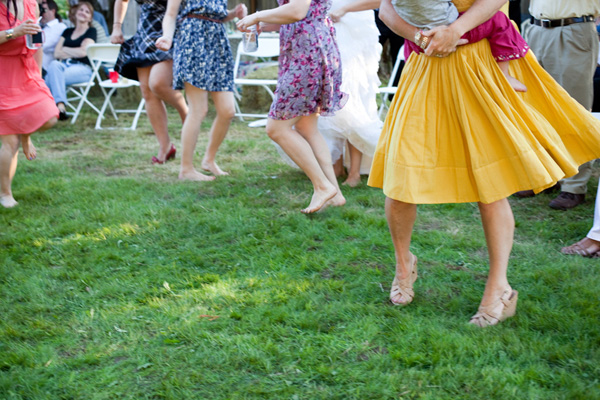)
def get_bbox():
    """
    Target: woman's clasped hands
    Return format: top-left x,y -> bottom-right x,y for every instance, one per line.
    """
420,24 -> 469,58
